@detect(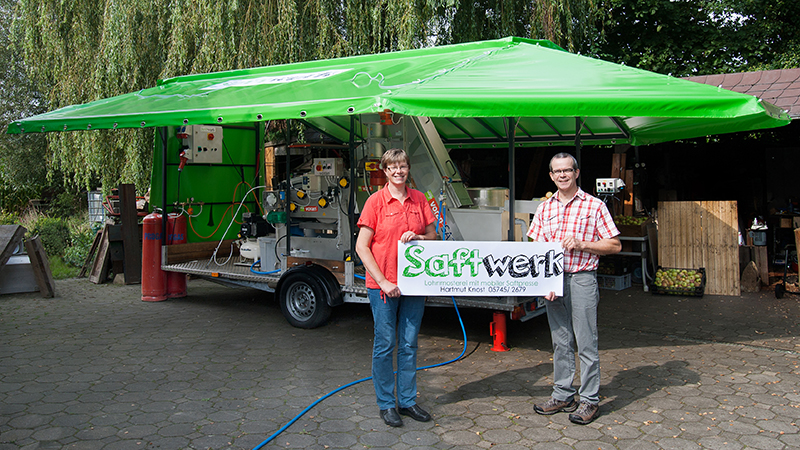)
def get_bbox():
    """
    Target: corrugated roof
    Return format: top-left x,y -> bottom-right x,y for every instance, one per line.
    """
685,68 -> 800,119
